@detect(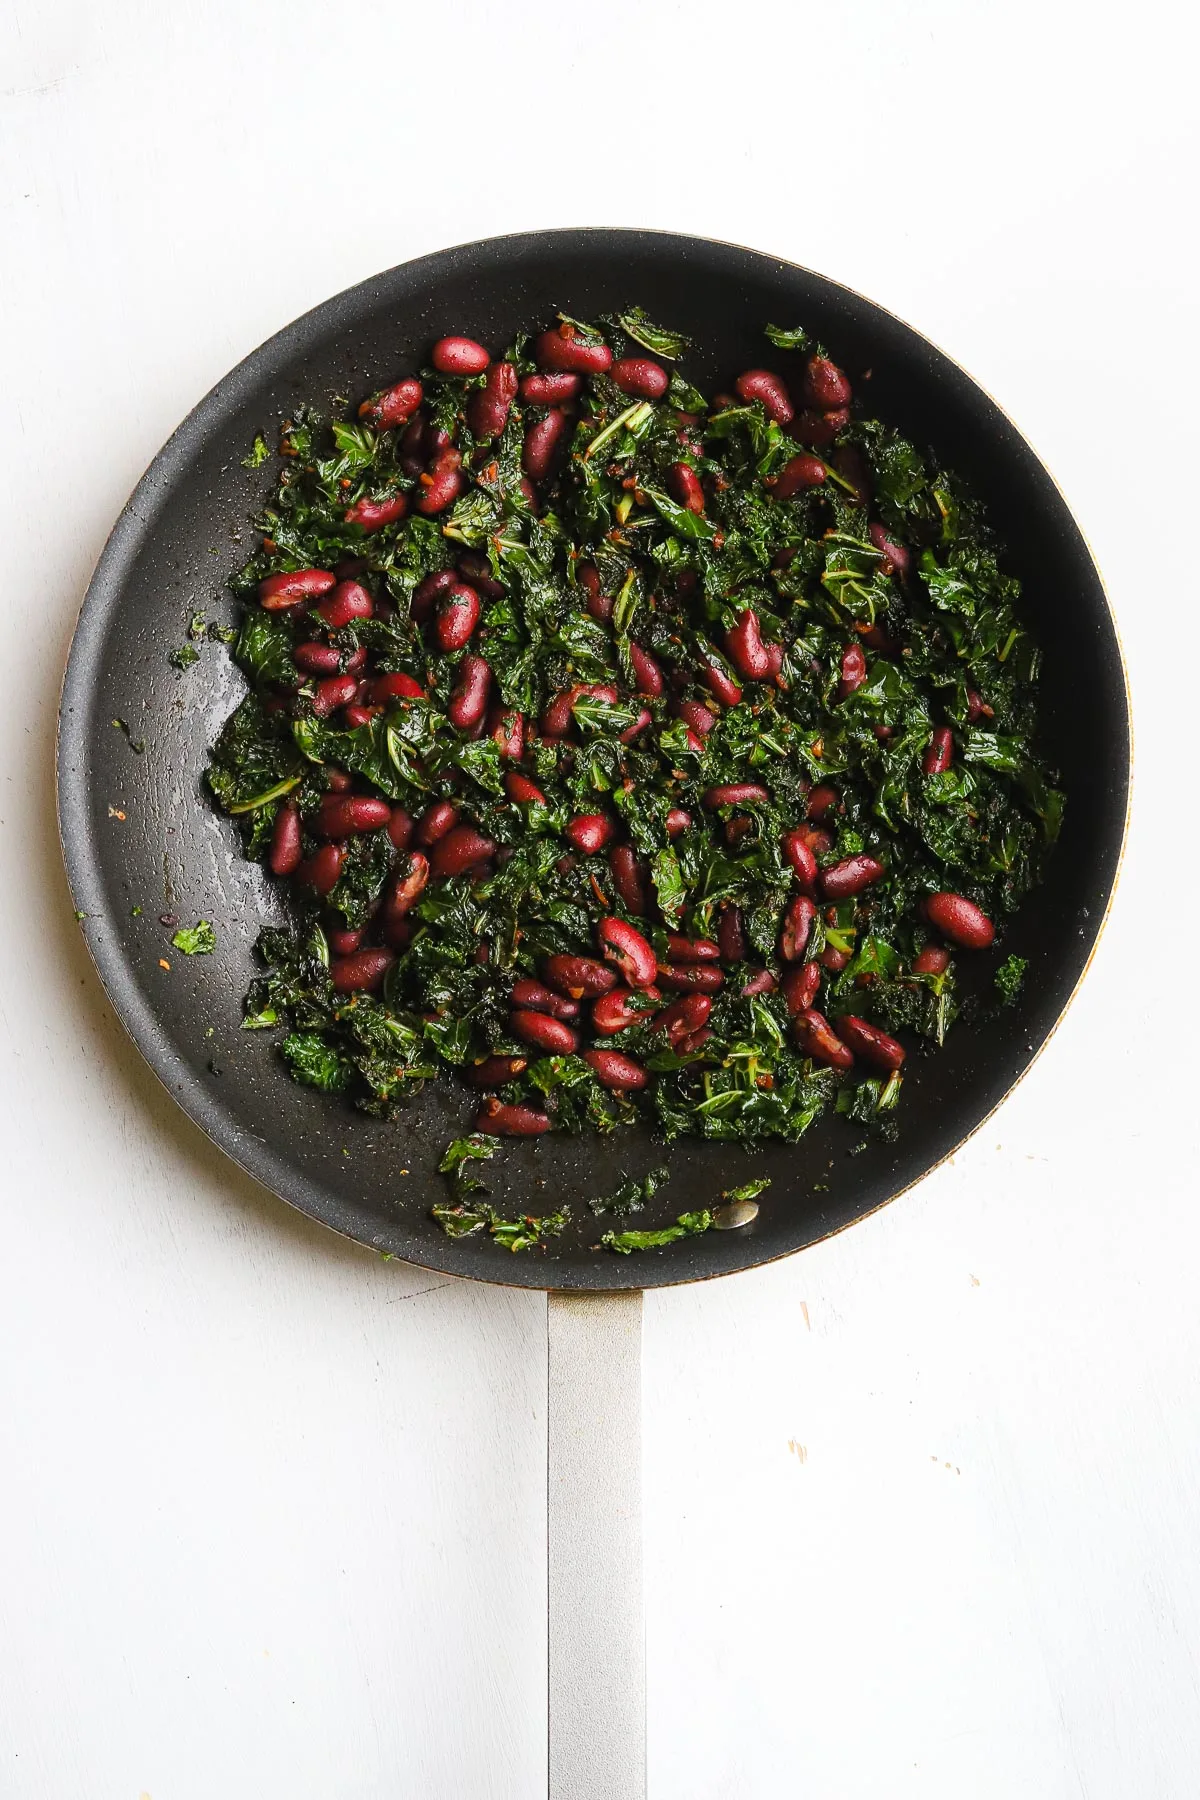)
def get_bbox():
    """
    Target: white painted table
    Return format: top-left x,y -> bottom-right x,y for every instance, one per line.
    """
2,1 -> 1196,1793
